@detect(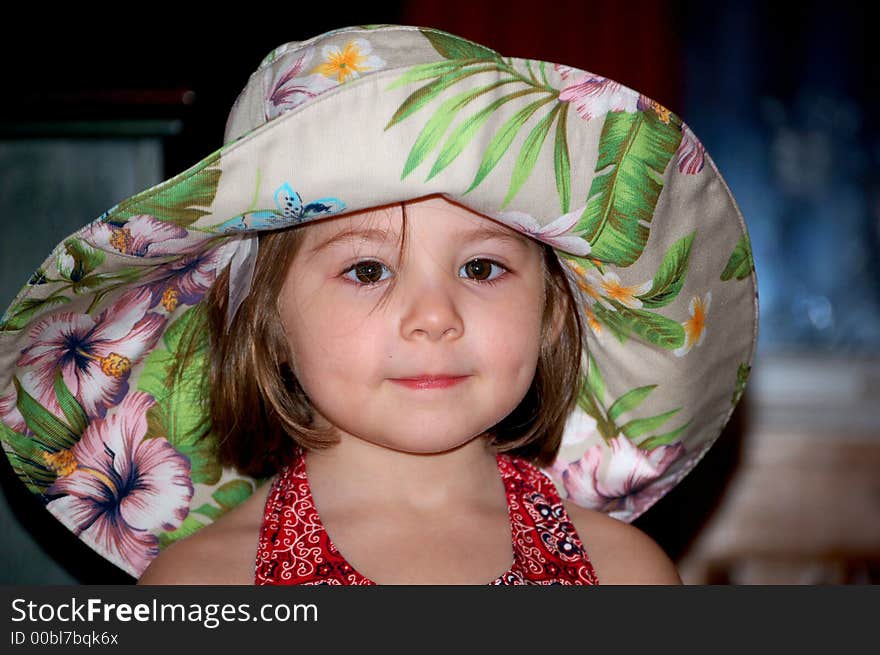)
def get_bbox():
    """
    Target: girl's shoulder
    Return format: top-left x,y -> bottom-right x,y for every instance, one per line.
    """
563,502 -> 682,585
137,477 -> 275,585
